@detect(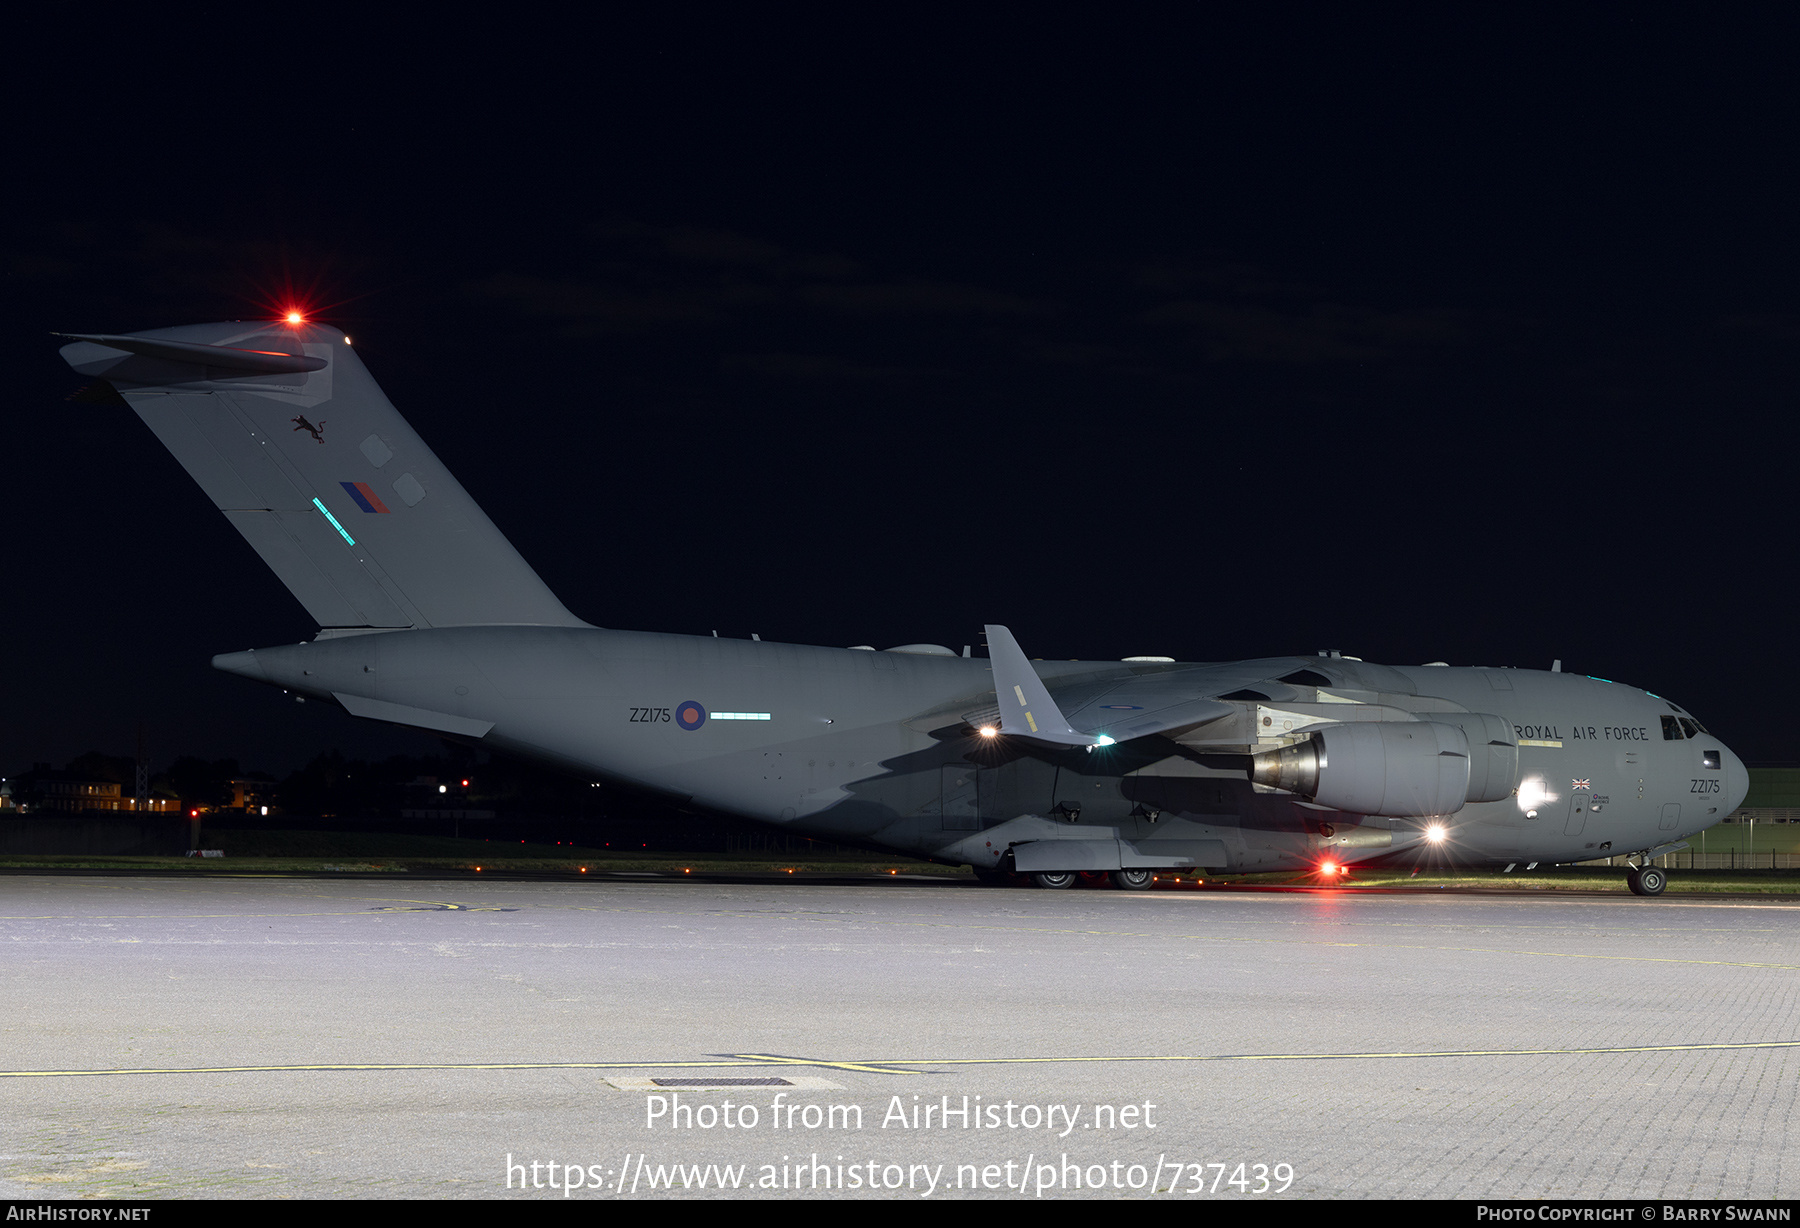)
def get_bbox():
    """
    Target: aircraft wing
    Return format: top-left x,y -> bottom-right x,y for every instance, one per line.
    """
1057,688 -> 1237,744
983,625 -> 1239,746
